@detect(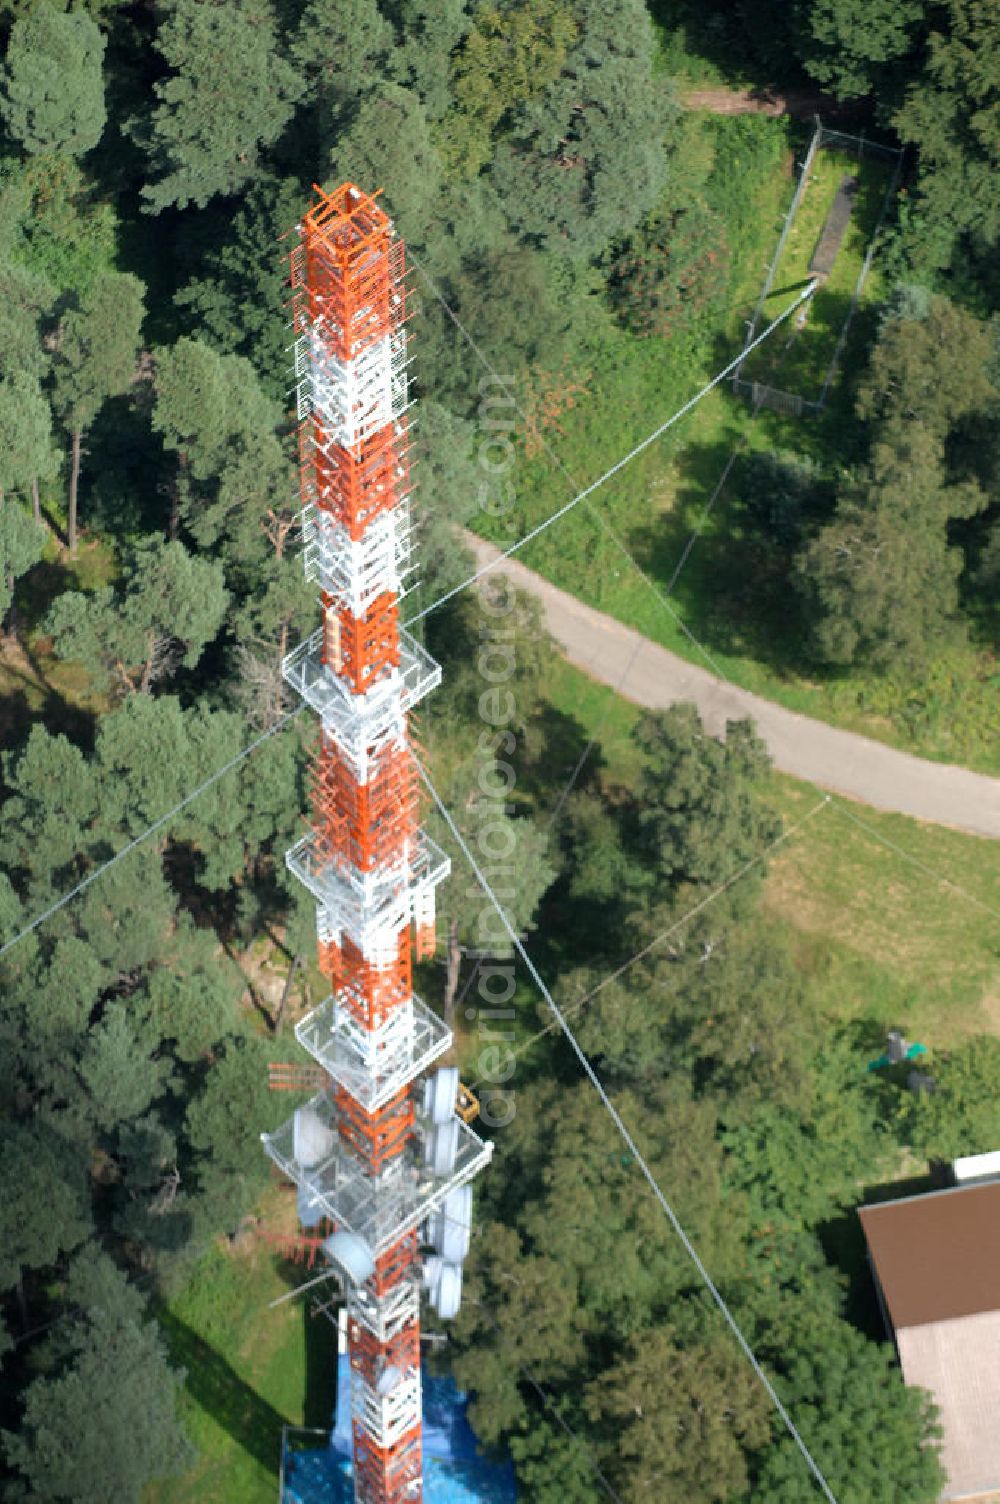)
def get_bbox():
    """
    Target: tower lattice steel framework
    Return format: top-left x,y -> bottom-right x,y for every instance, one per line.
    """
263,183 -> 491,1504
